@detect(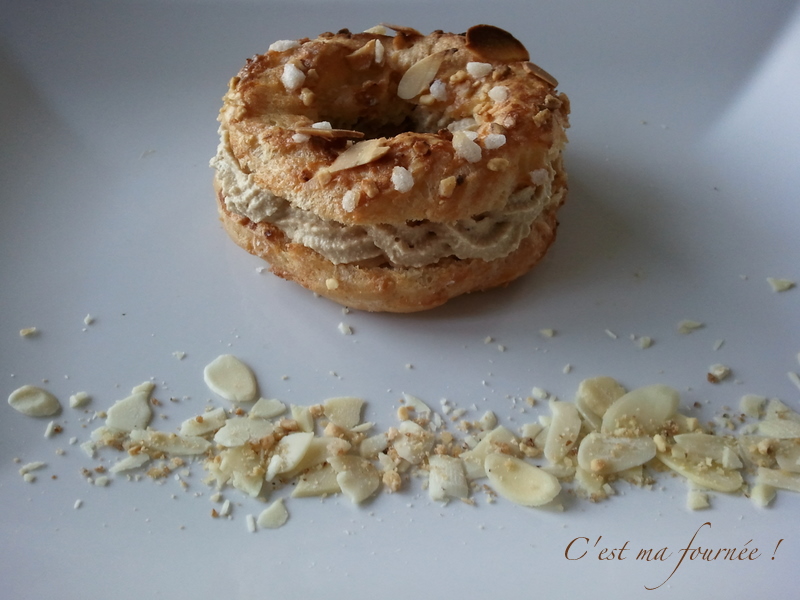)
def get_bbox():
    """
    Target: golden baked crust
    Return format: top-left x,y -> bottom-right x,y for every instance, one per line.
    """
212,24 -> 570,312
216,178 -> 563,313
220,26 -> 569,225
